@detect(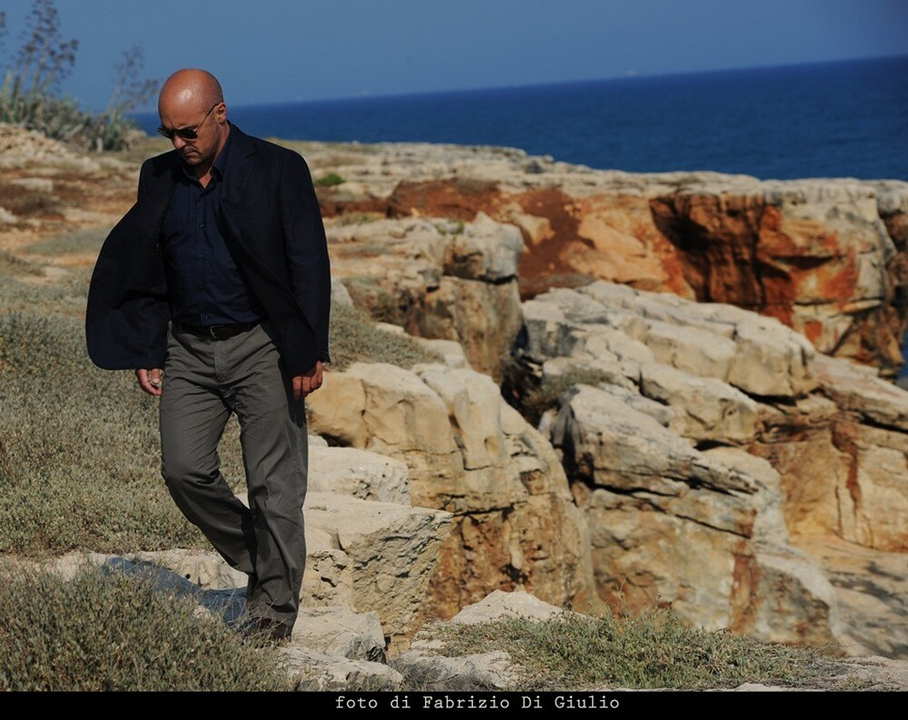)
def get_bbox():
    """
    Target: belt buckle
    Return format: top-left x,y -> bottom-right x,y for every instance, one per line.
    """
208,325 -> 222,339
